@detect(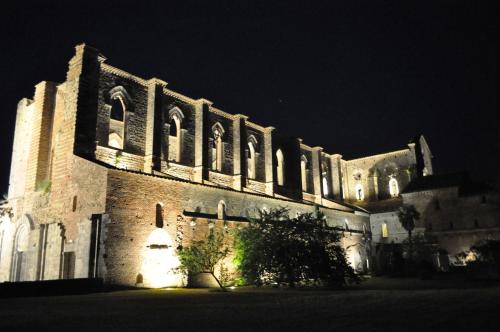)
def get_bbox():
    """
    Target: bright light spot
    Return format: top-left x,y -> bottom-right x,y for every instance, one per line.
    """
141,228 -> 185,288
465,251 -> 477,262
229,286 -> 236,290
108,132 -> 123,149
